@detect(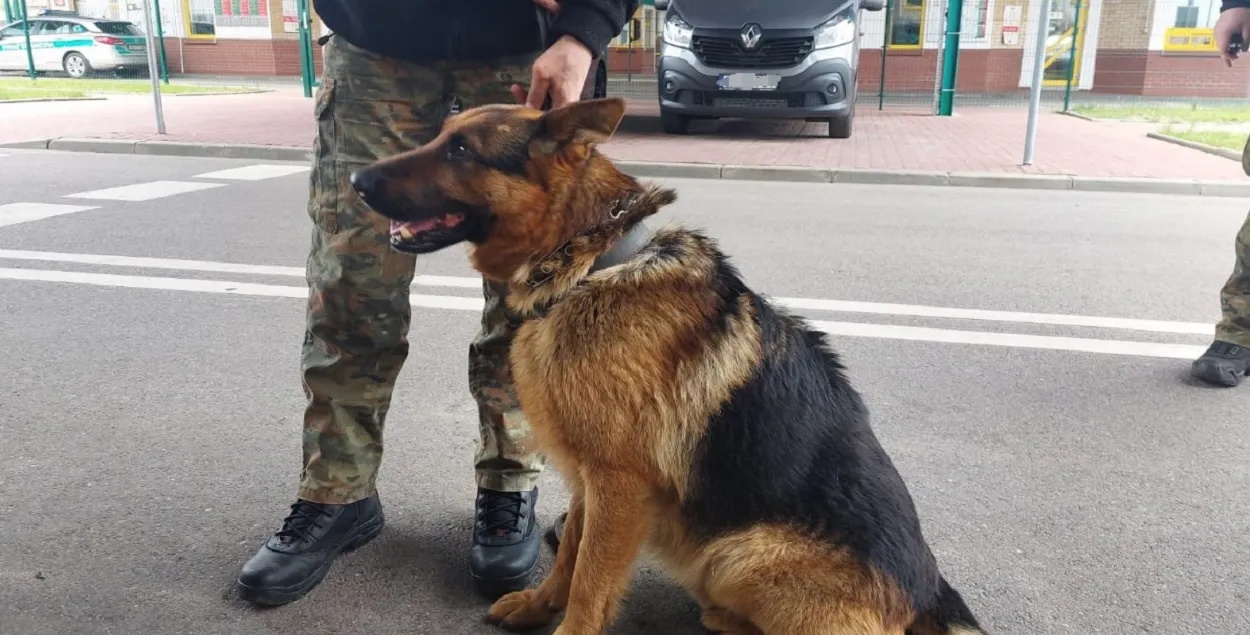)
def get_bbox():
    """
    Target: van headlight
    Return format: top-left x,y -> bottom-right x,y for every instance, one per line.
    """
663,13 -> 694,48
813,4 -> 857,49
